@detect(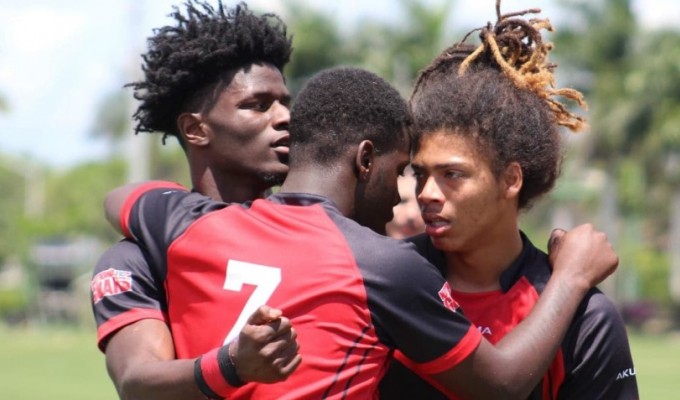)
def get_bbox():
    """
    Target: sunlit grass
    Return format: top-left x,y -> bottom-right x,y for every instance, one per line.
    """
0,324 -> 117,400
629,331 -> 680,399
0,324 -> 677,399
